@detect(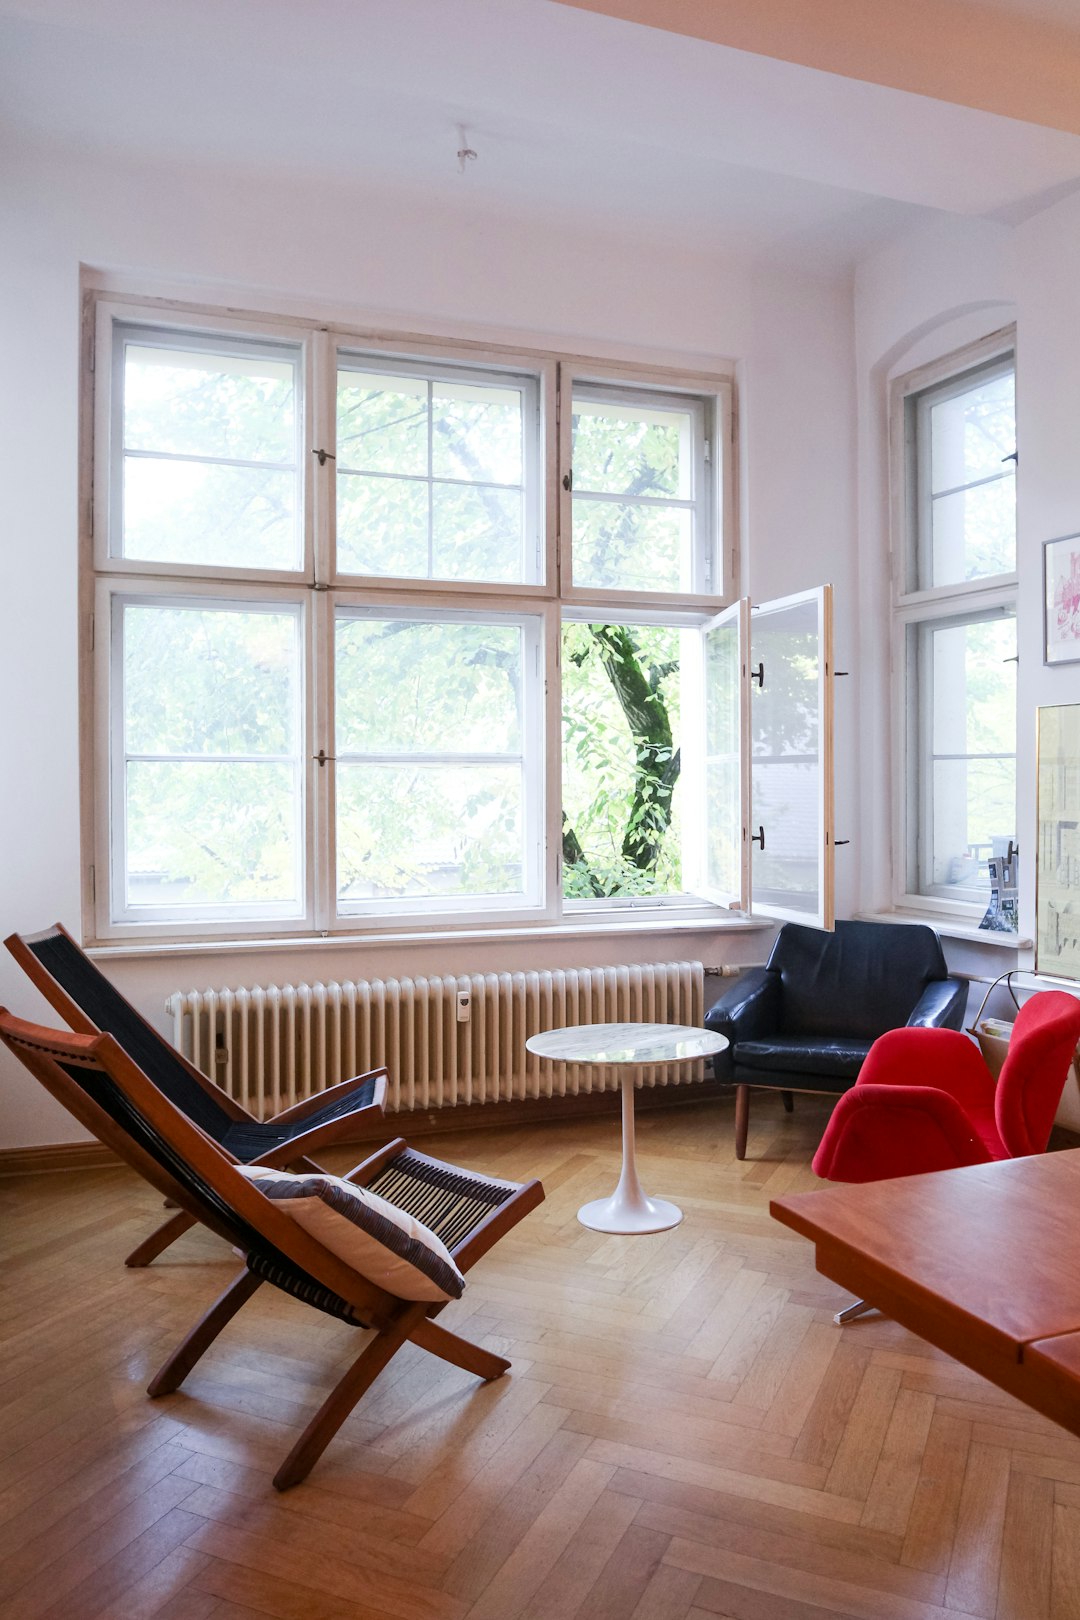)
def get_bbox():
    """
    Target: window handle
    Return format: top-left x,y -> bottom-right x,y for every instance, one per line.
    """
313,750 -> 336,767
750,662 -> 764,687
1002,450 -> 1017,465
1007,840 -> 1019,864
750,825 -> 765,849
562,470 -> 573,491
